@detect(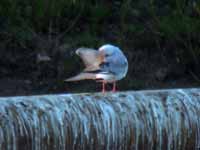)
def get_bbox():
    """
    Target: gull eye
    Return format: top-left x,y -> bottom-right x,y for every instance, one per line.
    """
105,54 -> 110,57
